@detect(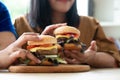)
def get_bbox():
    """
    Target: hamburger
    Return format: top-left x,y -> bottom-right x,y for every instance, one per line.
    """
54,26 -> 86,52
26,35 -> 67,66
